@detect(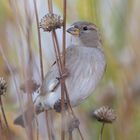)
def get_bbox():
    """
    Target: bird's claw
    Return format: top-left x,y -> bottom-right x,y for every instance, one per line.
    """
53,99 -> 68,112
56,68 -> 69,80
